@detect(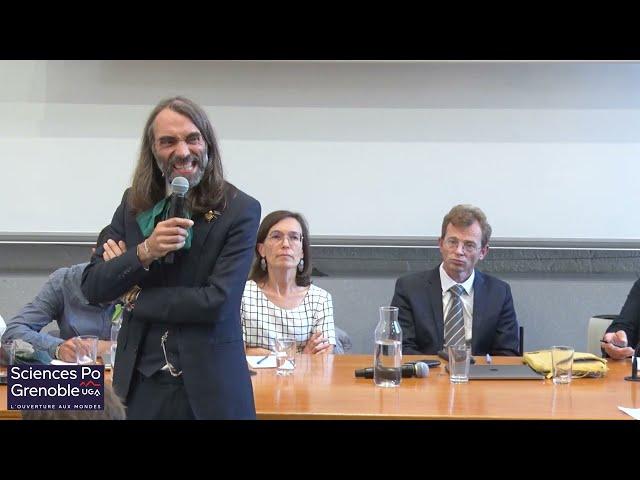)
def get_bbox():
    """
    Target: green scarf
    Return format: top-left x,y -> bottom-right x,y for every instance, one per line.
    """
135,197 -> 193,250
111,303 -> 123,323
